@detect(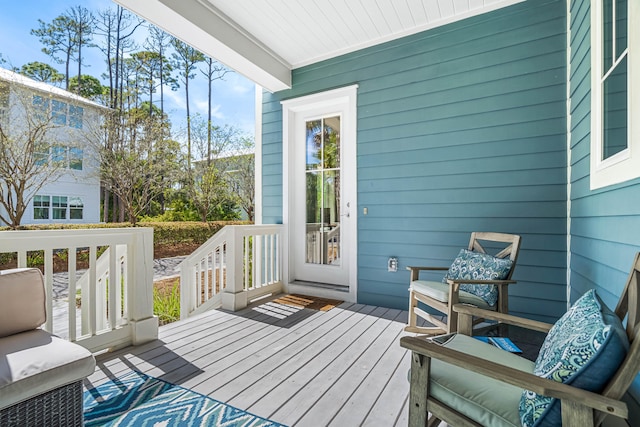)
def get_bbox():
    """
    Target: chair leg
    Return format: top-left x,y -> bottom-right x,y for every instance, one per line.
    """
427,417 -> 443,427
407,290 -> 418,330
405,290 -> 447,335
